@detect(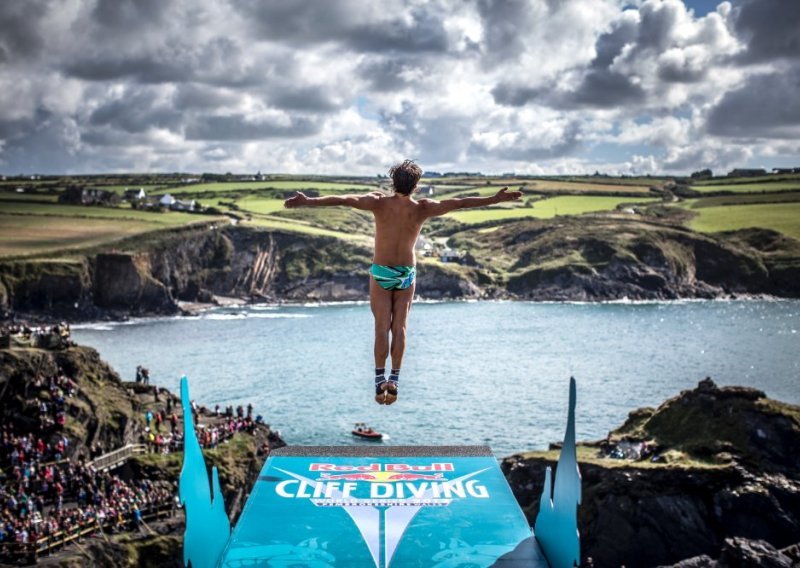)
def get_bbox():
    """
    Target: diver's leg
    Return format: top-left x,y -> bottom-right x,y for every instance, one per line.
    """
370,278 -> 392,403
384,283 -> 415,404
